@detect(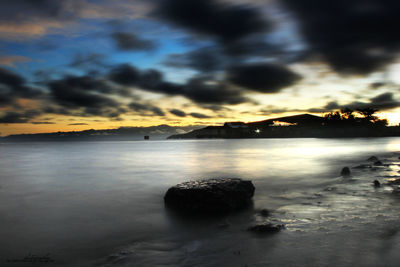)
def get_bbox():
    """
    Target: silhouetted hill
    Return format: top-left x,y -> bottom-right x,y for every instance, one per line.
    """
248,114 -> 325,127
168,113 -> 400,139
